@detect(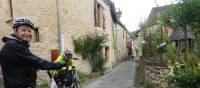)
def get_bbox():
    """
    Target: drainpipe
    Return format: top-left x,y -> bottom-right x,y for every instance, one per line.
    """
9,0 -> 13,18
56,0 -> 63,53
